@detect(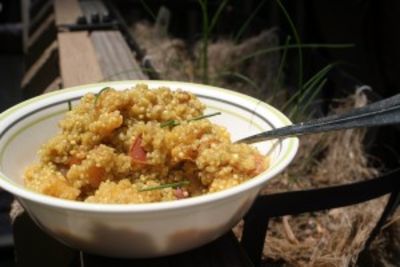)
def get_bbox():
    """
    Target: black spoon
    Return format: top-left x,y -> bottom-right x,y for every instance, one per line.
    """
236,93 -> 400,144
